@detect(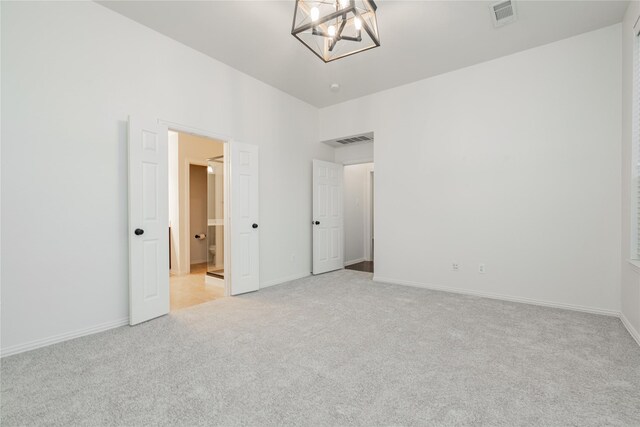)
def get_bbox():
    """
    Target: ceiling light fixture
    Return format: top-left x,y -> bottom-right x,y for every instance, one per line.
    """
291,0 -> 380,63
